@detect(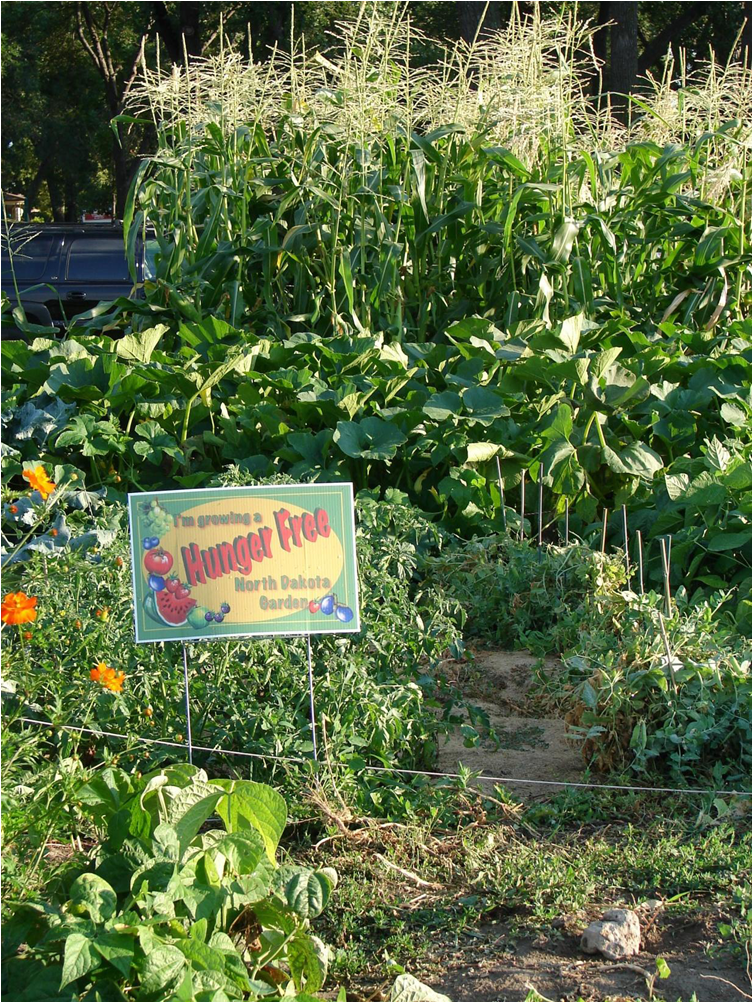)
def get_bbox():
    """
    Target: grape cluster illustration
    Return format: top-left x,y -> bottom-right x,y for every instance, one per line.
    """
141,499 -> 172,538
